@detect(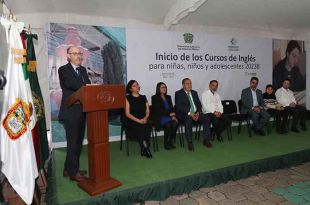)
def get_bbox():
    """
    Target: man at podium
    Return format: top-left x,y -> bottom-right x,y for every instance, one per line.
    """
58,46 -> 91,182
